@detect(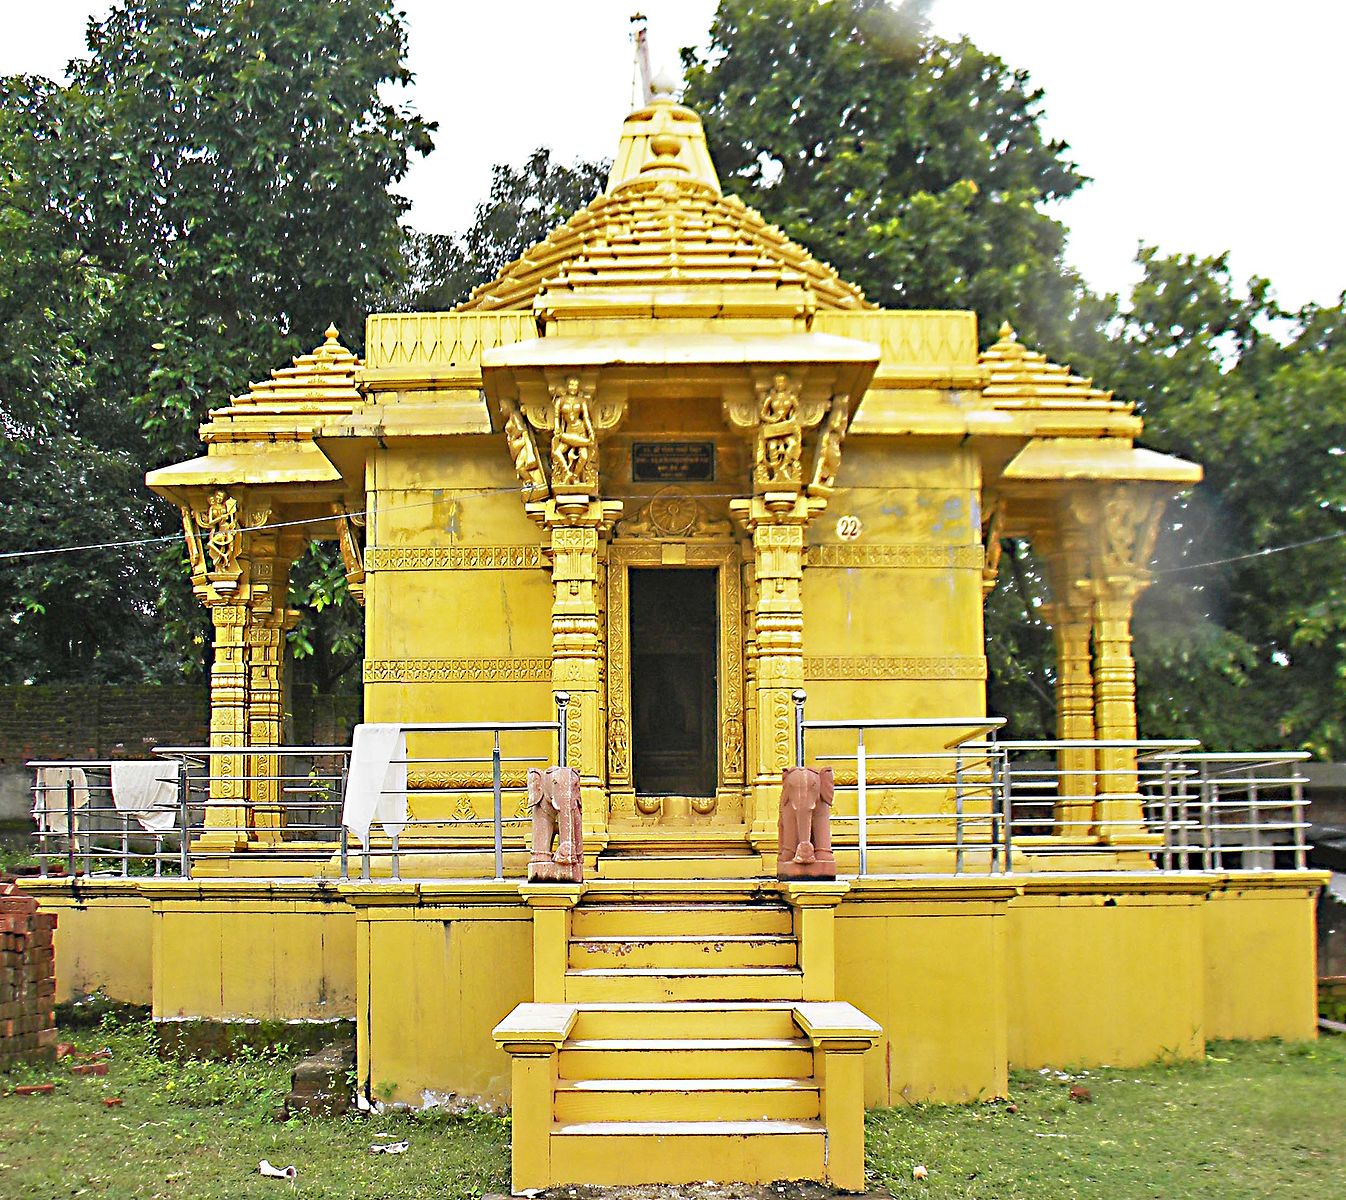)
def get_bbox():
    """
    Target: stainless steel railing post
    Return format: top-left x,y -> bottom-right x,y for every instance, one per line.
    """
856,727 -> 868,877
492,728 -> 504,882
793,689 -> 807,767
555,692 -> 570,769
